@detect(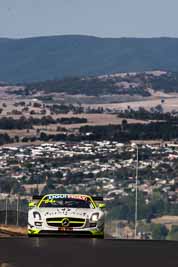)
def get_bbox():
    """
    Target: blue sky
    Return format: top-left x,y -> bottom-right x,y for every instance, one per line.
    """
0,0 -> 178,38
